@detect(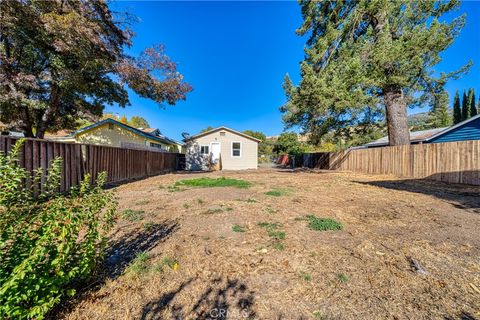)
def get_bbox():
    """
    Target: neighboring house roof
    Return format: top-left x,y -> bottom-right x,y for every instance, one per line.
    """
365,127 -> 448,147
44,130 -> 73,140
425,114 -> 480,143
140,128 -> 159,134
2,131 -> 25,138
186,126 -> 262,143
70,118 -> 182,146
